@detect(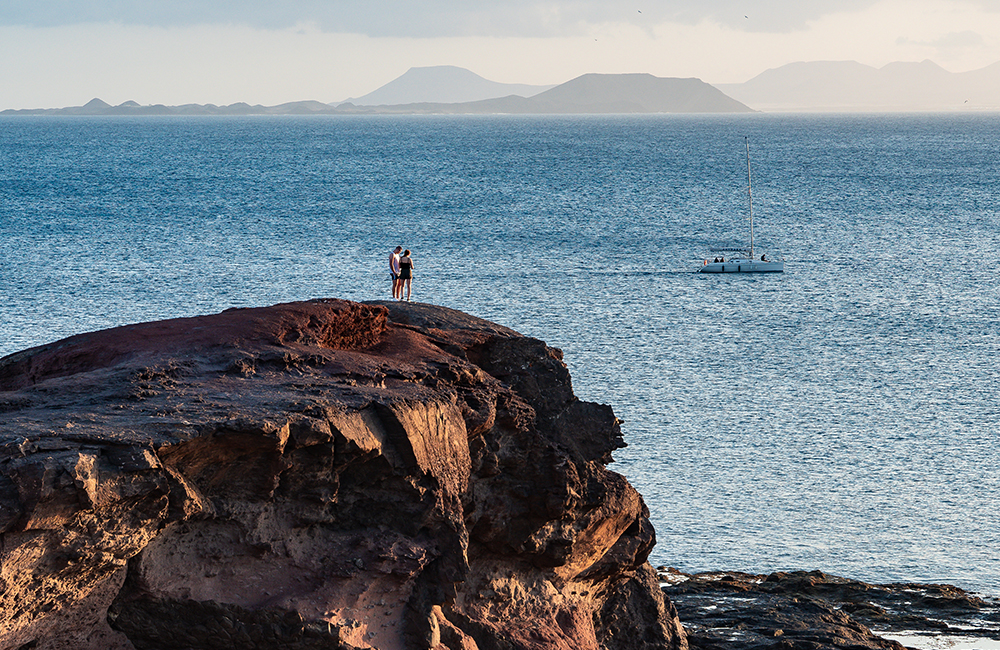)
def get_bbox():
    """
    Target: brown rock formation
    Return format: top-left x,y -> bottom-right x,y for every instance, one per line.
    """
0,299 -> 685,650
